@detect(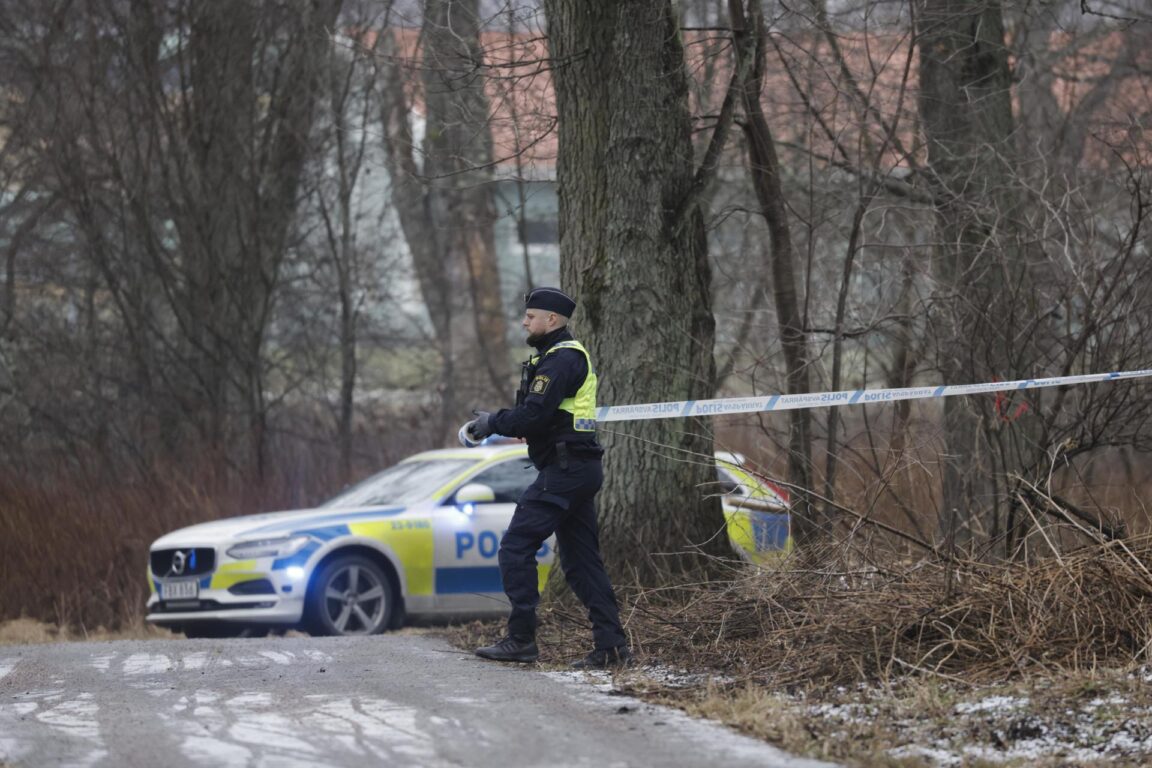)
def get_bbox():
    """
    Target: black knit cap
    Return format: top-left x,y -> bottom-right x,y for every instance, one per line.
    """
525,286 -> 576,317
